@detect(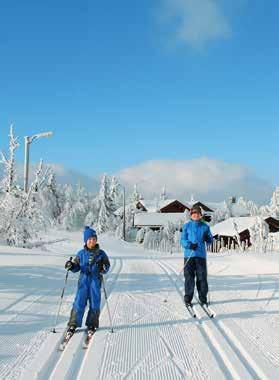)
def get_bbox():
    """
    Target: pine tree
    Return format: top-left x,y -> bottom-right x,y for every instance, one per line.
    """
110,176 -> 122,211
130,184 -> 140,204
40,170 -> 62,223
160,185 -> 167,201
60,185 -> 76,230
60,183 -> 88,230
97,174 -> 114,233
85,196 -> 100,227
270,187 -> 279,219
